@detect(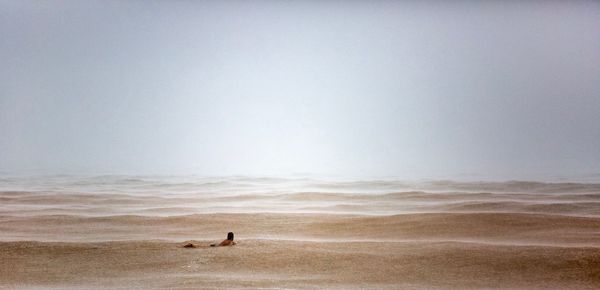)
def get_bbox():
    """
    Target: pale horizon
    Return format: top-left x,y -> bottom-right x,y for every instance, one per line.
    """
2,0 -> 600,181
